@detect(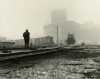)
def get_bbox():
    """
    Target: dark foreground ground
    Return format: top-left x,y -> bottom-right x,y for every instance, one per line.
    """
0,50 -> 100,79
